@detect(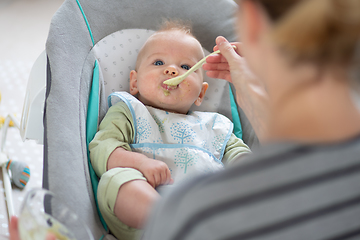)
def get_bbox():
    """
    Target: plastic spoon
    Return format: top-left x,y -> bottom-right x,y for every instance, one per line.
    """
163,46 -> 236,86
